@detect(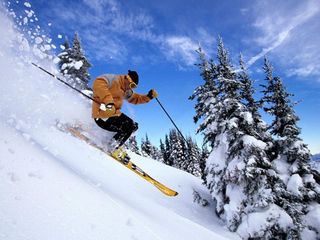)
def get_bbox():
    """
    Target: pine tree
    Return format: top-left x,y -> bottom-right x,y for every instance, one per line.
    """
238,54 -> 273,155
57,32 -> 91,90
183,137 -> 201,177
238,54 -> 262,124
159,139 -> 166,163
189,46 -> 219,148
152,145 -> 163,162
261,57 -> 320,238
163,135 -> 173,166
140,134 -> 160,160
141,134 -> 153,157
260,57 -> 299,138
168,129 -> 186,169
69,32 -> 91,89
57,37 -> 73,75
126,136 -> 140,155
192,38 -> 293,238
